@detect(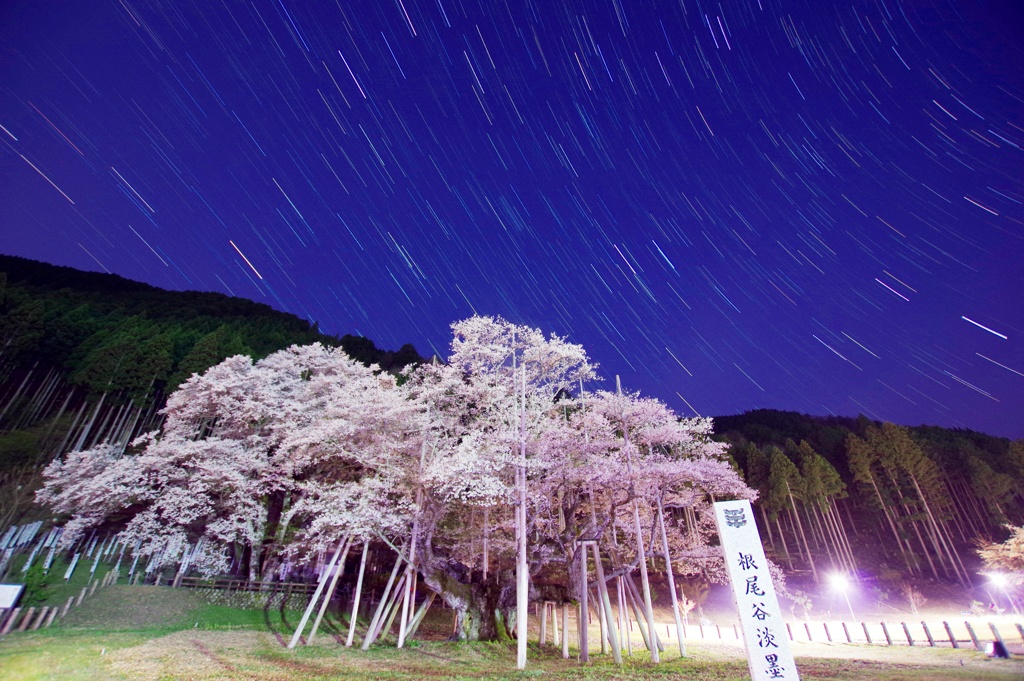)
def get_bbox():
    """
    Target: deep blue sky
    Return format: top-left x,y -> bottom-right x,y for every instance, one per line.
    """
1,1 -> 1022,438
